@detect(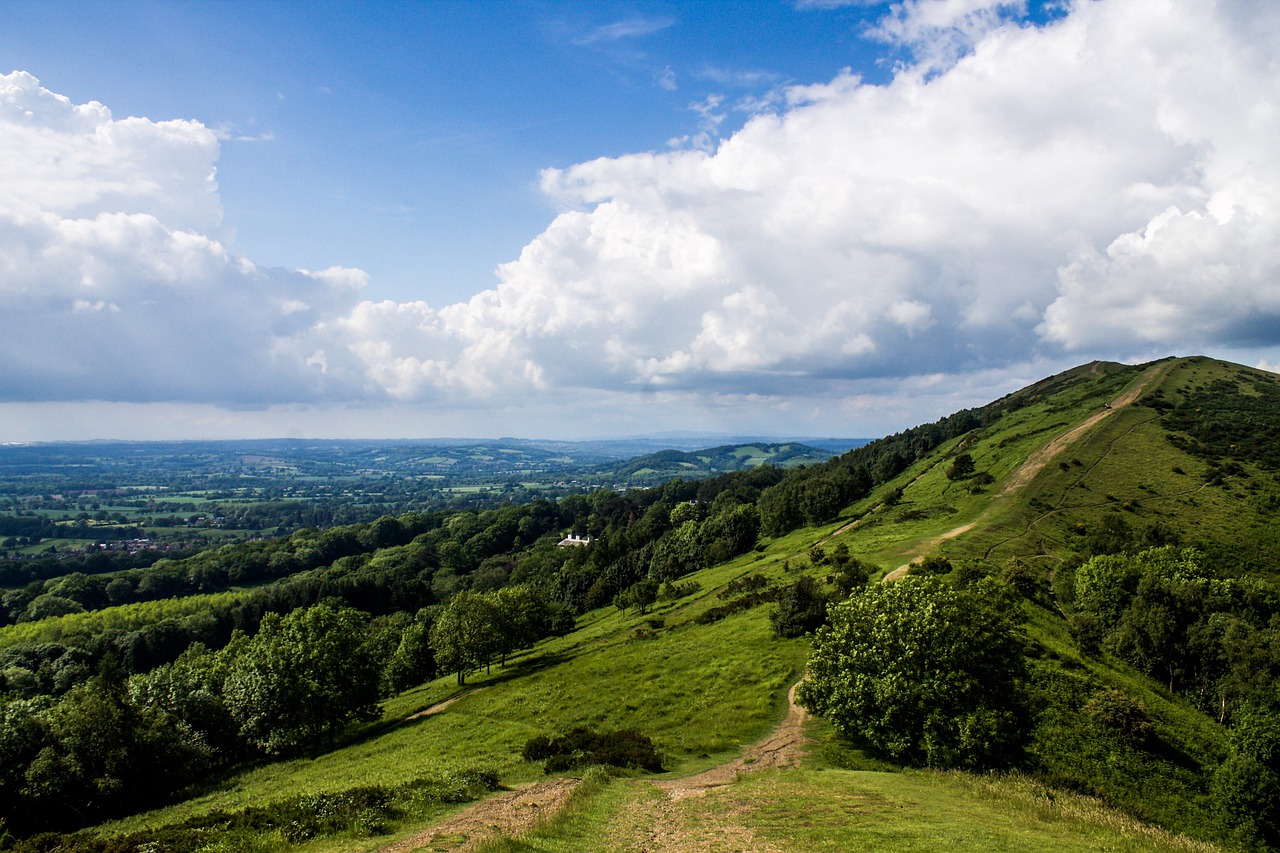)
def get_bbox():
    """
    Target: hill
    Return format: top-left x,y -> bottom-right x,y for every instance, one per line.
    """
604,442 -> 842,485
2,356 -> 1278,851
